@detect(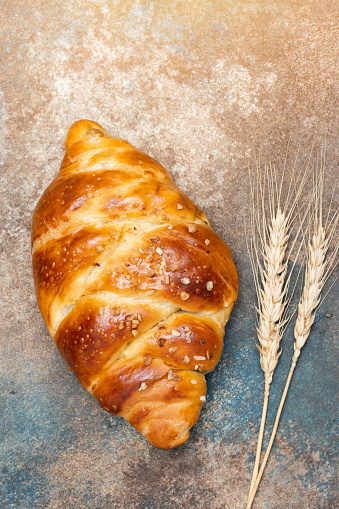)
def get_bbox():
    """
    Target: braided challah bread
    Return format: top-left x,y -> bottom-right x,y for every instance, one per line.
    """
31,120 -> 238,449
